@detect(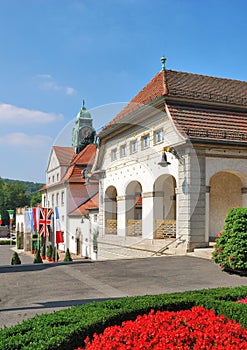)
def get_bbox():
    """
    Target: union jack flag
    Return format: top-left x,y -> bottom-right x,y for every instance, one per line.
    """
39,208 -> 53,237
